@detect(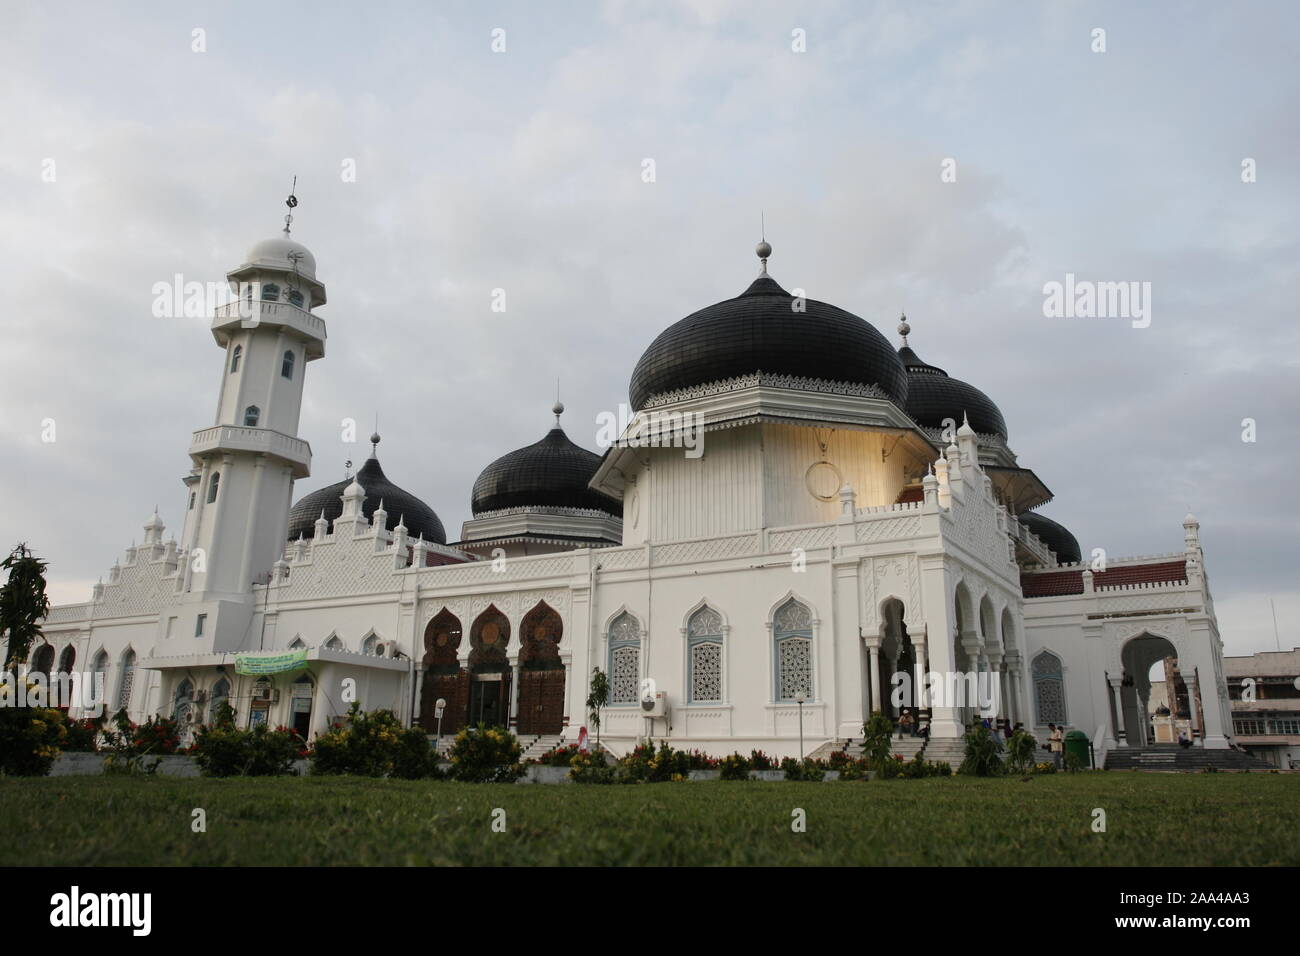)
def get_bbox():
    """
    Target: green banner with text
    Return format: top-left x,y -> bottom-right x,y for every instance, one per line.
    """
234,649 -> 308,676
